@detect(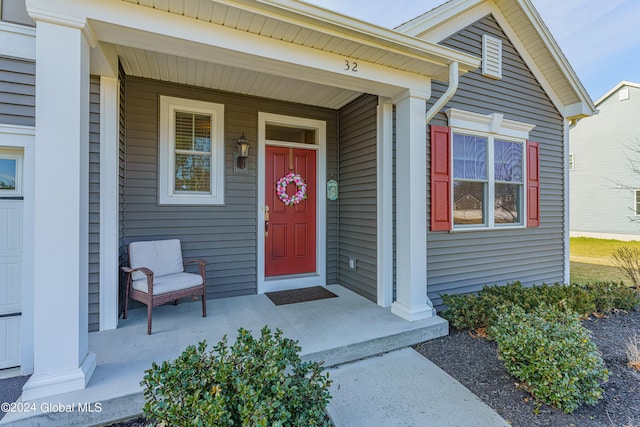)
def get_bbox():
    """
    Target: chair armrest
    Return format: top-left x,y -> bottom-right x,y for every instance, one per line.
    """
184,259 -> 208,278
121,266 -> 154,276
121,266 -> 154,293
